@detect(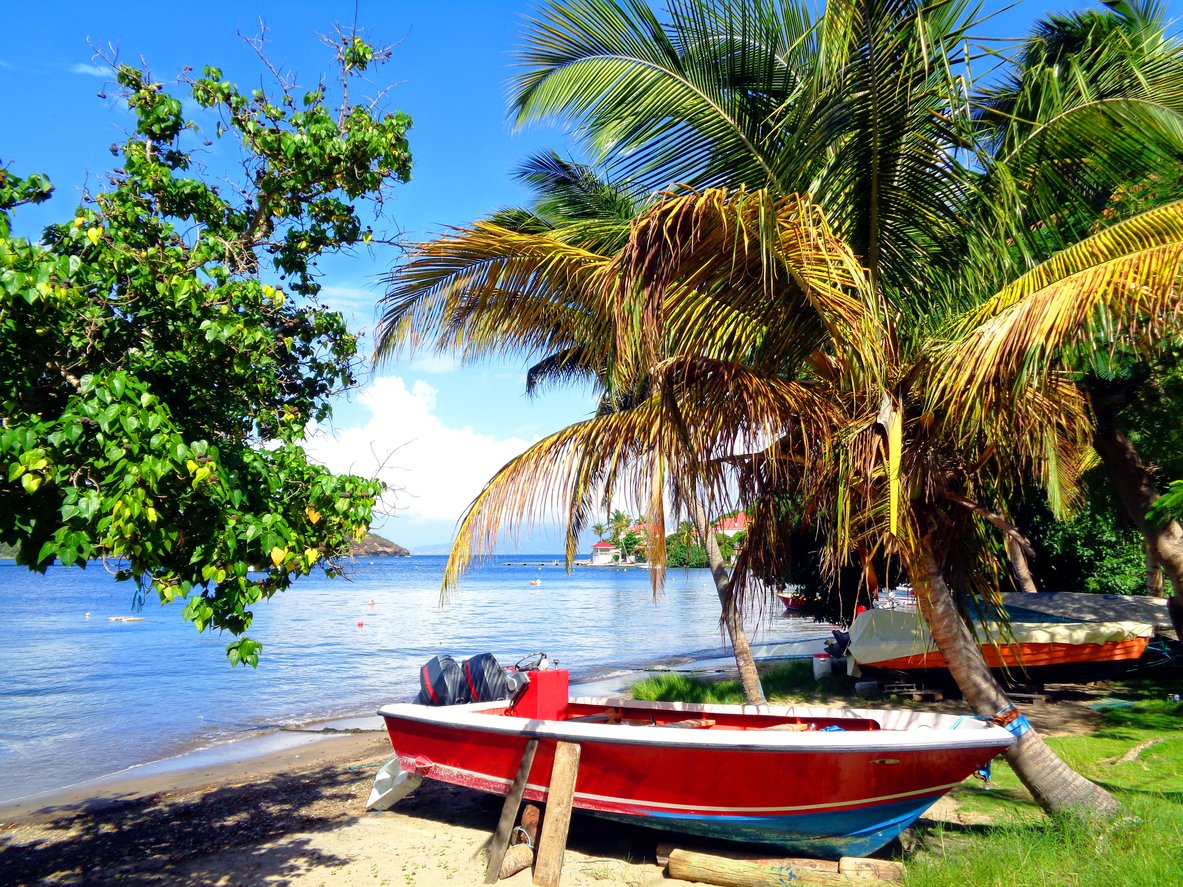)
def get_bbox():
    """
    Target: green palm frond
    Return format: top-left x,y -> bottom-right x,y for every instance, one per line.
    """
930,198 -> 1183,421
374,223 -> 613,366
512,0 -> 812,190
